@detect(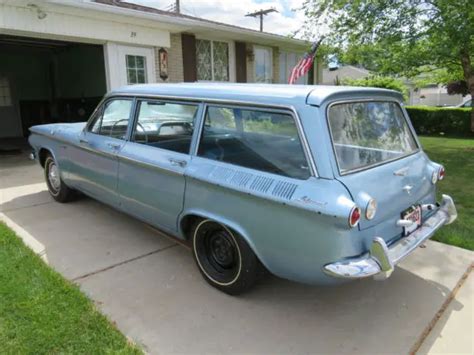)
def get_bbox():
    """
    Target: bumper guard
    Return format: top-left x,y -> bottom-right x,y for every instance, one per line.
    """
323,194 -> 457,280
